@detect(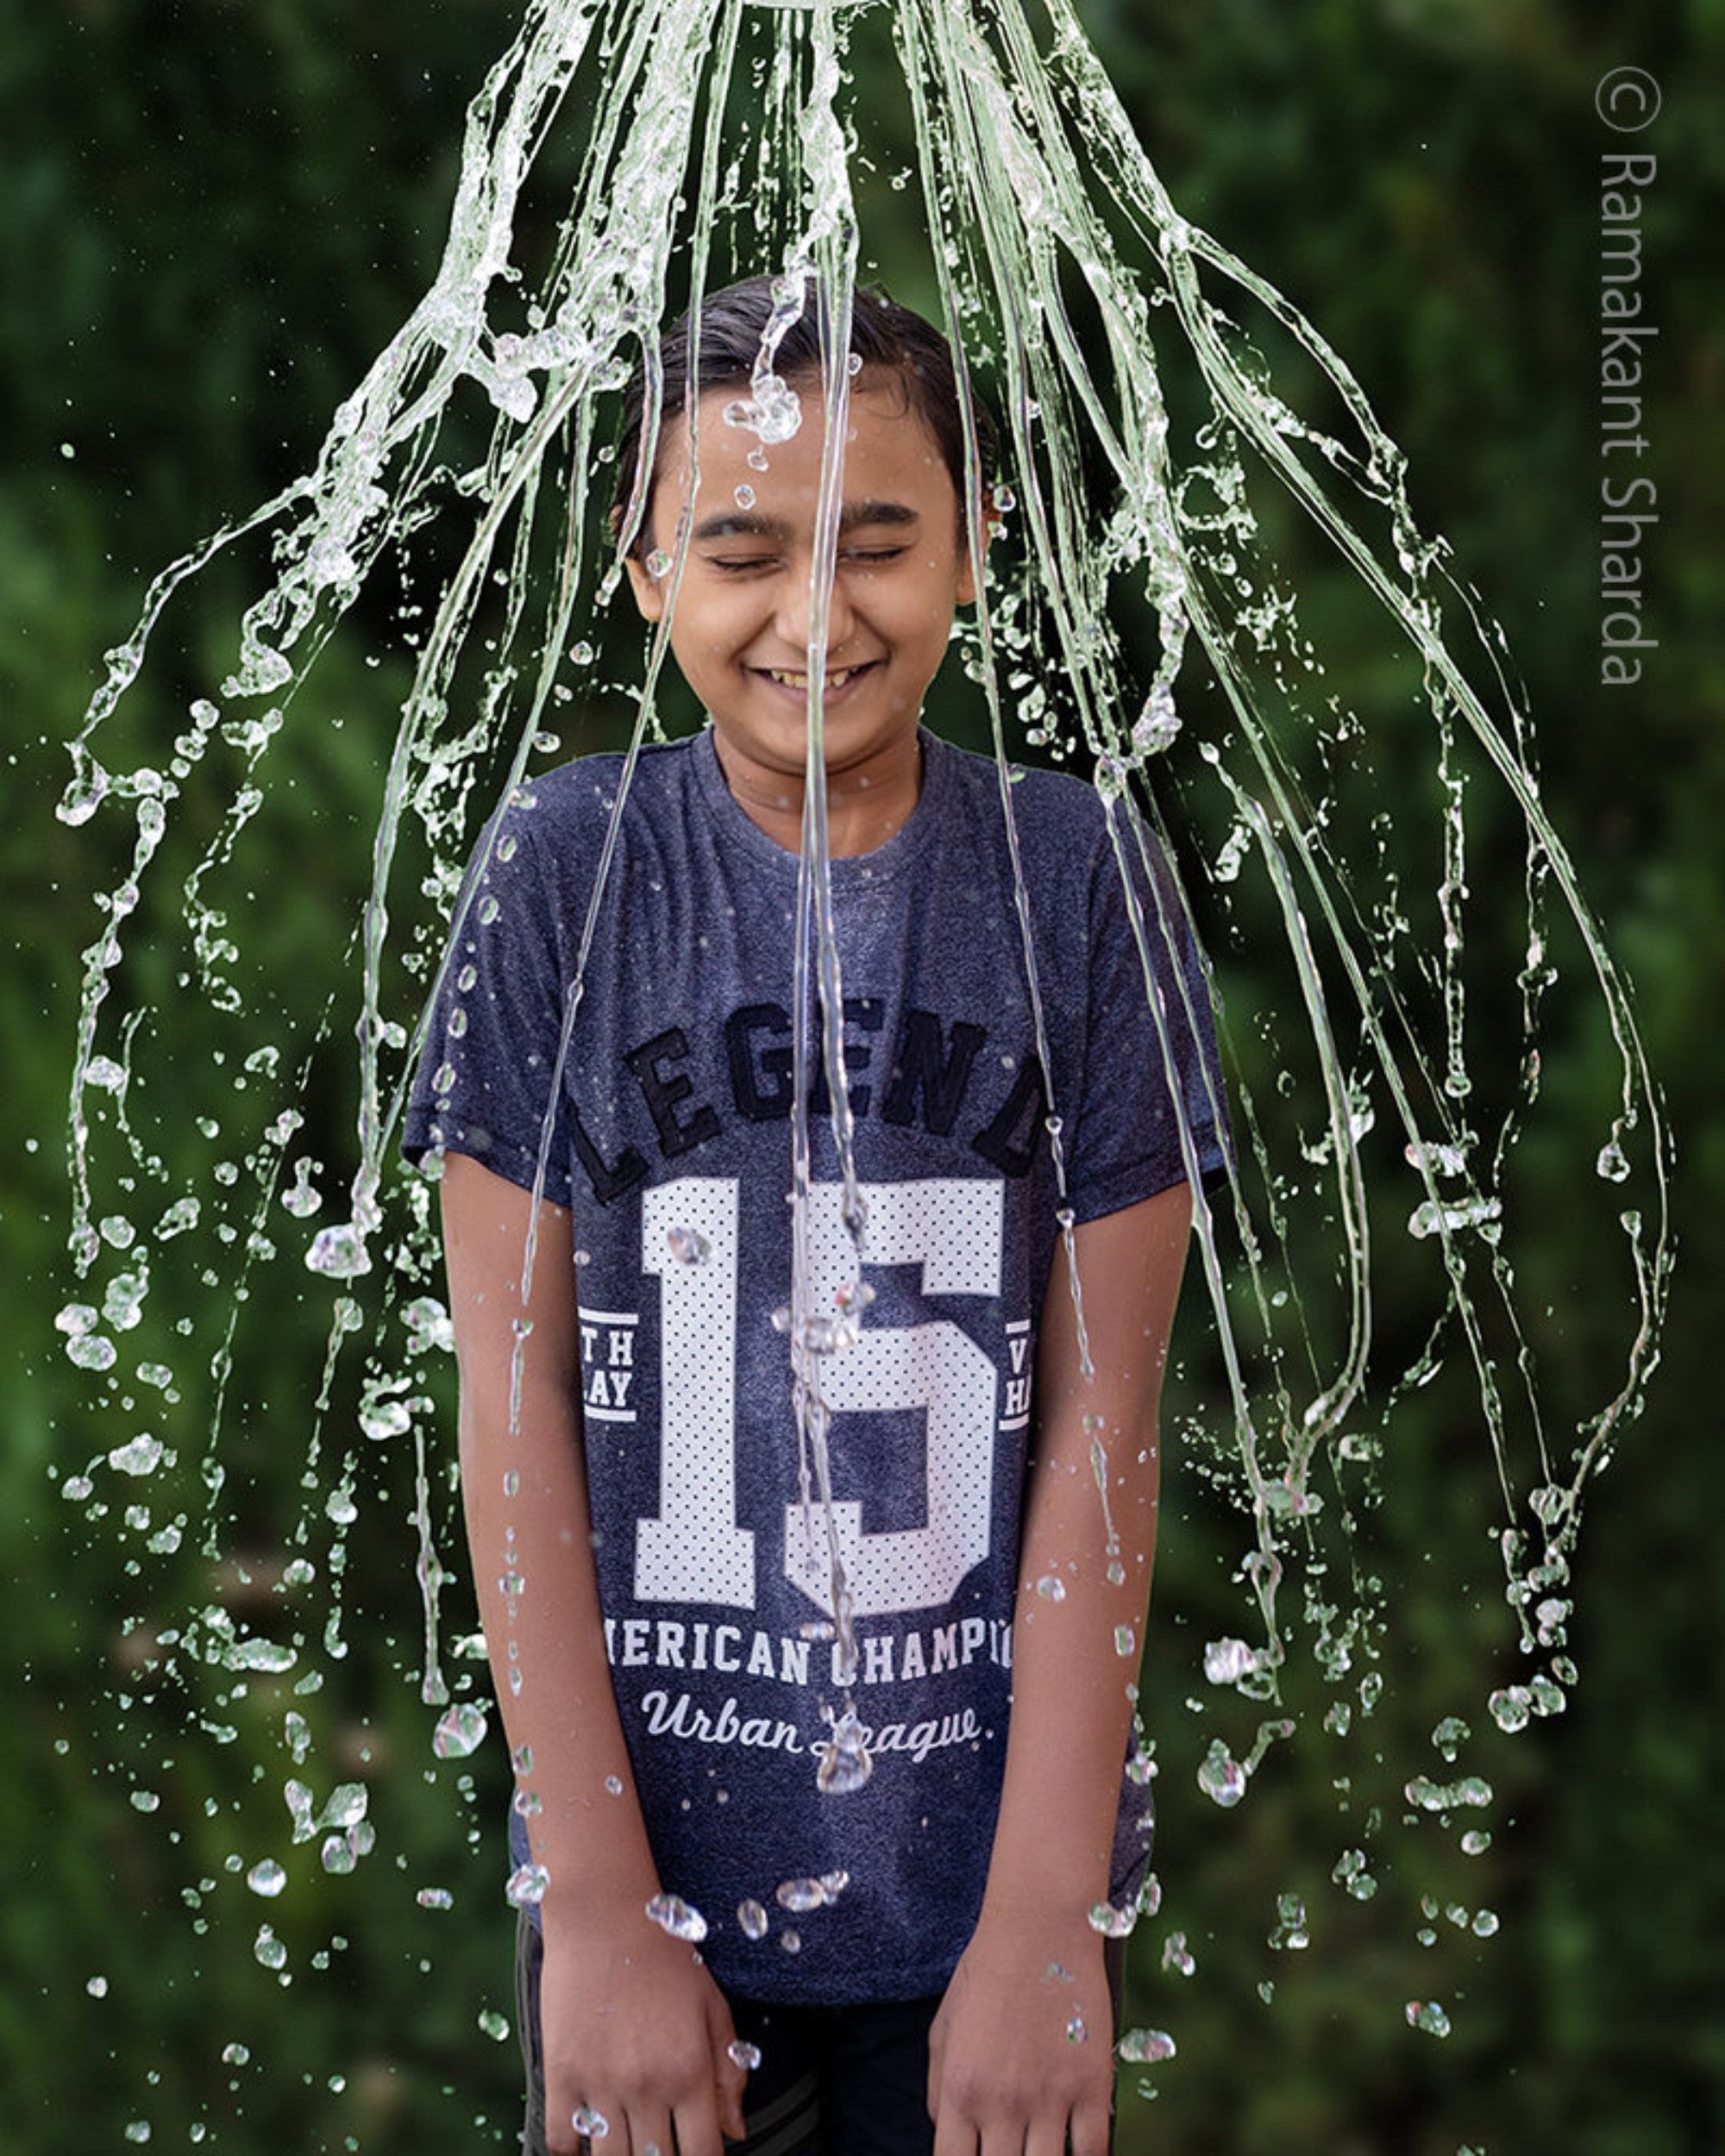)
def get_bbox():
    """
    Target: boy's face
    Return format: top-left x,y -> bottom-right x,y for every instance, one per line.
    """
624,375 -> 977,832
